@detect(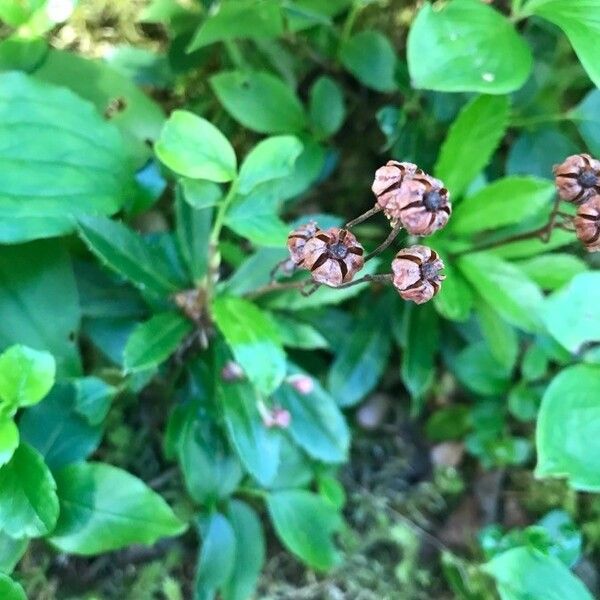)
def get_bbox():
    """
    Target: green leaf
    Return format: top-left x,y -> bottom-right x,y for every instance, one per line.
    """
274,370 -> 350,463
20,383 -> 102,470
536,365 -> 600,491
542,272 -> 600,353
451,177 -> 555,235
266,490 -> 342,571
0,443 -> 58,538
124,312 -> 193,372
327,295 -> 393,407
73,376 -> 117,426
195,512 -> 236,600
212,297 -> 286,395
516,254 -> 587,291
408,0 -> 532,94
0,240 -> 81,377
0,0 -> 44,26
0,345 -> 55,412
489,228 -> 574,259
0,574 -> 26,600
188,0 -> 283,50
155,110 -> 237,182
435,95 -> 510,197
526,0 -> 600,88
508,382 -> 540,422
50,462 -> 186,555
484,546 -> 593,600
0,420 -> 18,468
570,89 -> 600,156
222,501 -> 265,600
309,76 -> 345,138
433,261 -> 473,322
340,30 -> 397,92
181,179 -> 222,210
0,532 -> 27,574
78,215 -> 181,297
238,136 -> 303,195
0,71 -> 132,242
217,378 -> 281,487
476,298 -> 519,371
271,313 -> 329,350
458,252 -> 544,332
210,70 -> 307,134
